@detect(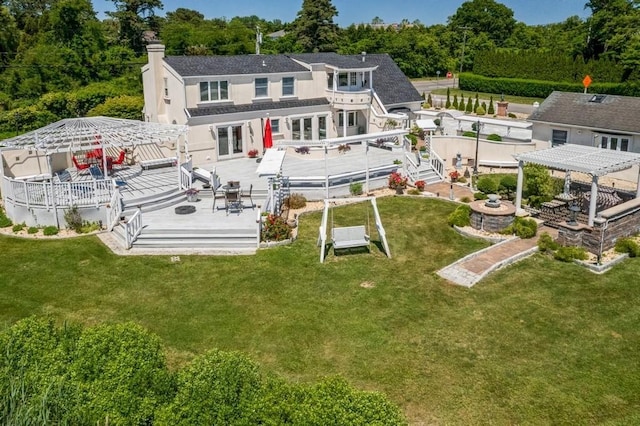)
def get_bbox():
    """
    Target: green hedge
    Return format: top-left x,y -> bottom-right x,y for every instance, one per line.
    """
459,73 -> 640,99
